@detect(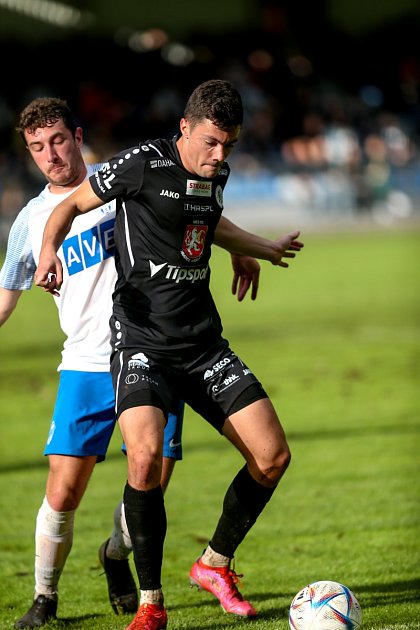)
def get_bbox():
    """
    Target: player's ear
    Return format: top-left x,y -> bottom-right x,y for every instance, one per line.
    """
75,126 -> 83,146
180,118 -> 189,138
